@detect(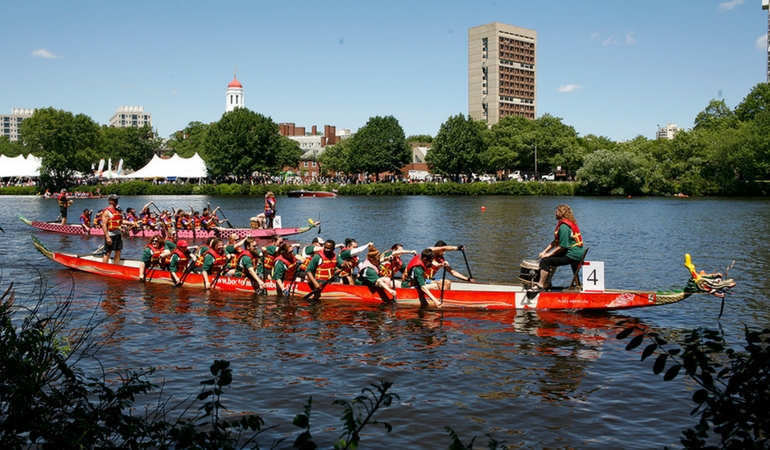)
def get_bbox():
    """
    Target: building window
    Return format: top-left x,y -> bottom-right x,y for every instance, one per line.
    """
303,161 -> 308,167
312,161 -> 317,167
